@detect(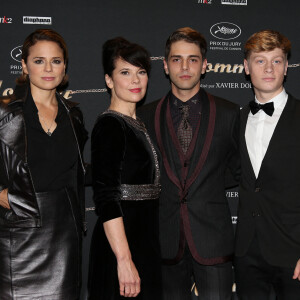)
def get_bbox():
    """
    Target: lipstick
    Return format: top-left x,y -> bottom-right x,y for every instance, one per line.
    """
129,88 -> 141,93
42,77 -> 55,81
